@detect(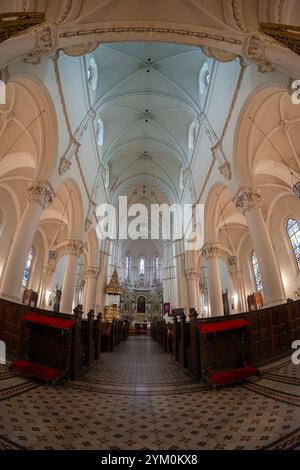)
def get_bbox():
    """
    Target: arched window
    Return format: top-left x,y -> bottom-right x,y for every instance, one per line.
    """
104,164 -> 110,189
22,247 -> 34,288
154,255 -> 159,280
87,57 -> 98,91
287,218 -> 300,270
199,62 -> 210,95
188,121 -> 196,149
139,257 -> 145,277
251,251 -> 263,293
124,255 -> 130,281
